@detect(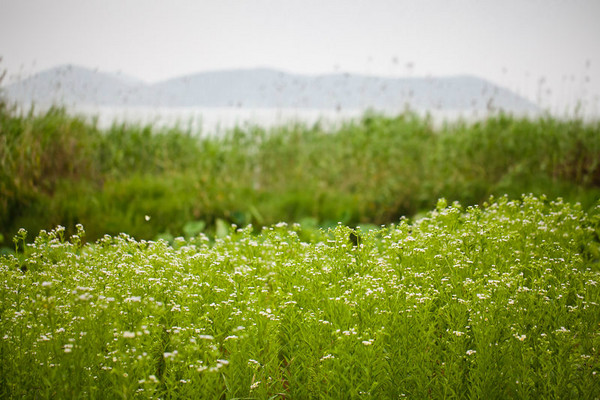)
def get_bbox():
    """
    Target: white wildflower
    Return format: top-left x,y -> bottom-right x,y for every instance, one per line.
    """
250,380 -> 261,390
